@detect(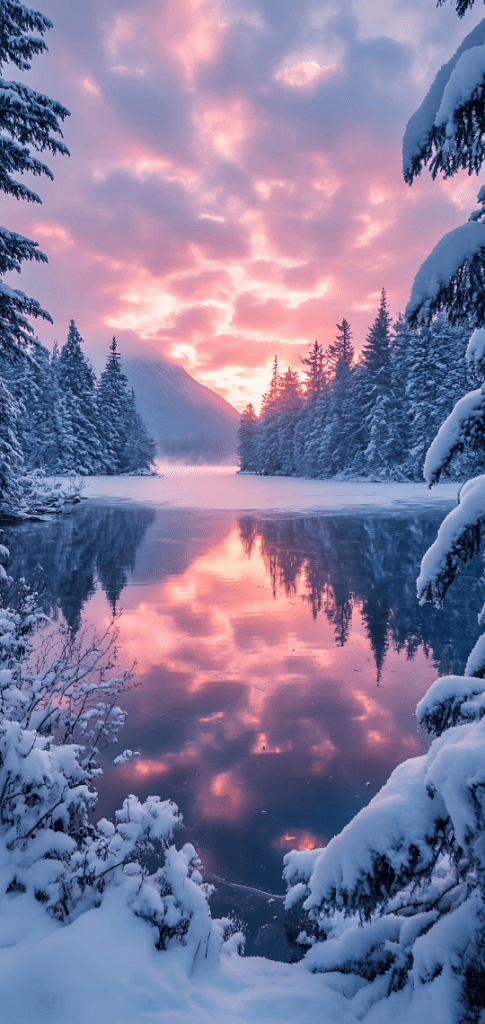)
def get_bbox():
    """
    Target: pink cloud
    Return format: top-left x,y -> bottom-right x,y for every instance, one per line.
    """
7,0 -> 483,407
230,292 -> 289,331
